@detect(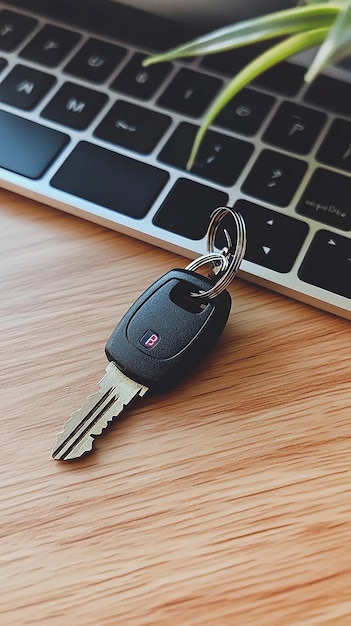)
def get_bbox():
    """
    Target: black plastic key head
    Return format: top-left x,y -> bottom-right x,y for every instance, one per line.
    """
105,268 -> 231,392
